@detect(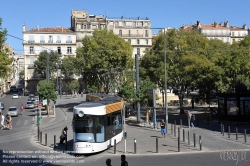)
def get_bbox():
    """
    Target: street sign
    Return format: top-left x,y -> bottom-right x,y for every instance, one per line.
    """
43,99 -> 47,106
38,104 -> 42,108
